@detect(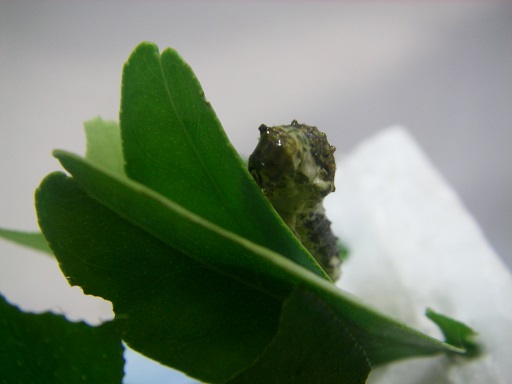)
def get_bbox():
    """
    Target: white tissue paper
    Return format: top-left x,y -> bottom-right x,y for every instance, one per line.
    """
327,127 -> 512,383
